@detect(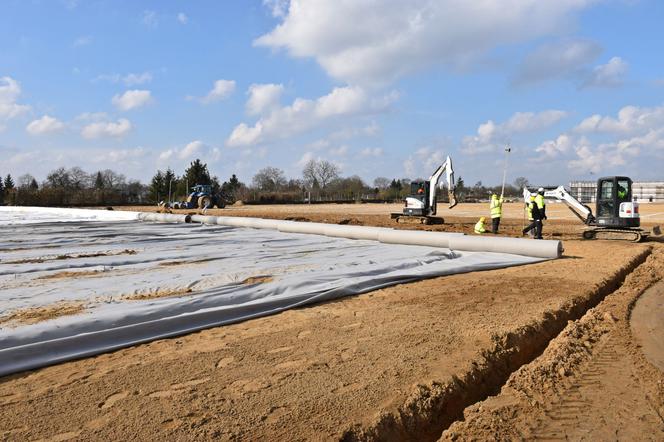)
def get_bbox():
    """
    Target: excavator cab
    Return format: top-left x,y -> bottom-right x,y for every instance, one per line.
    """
595,176 -> 639,228
405,181 -> 429,213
